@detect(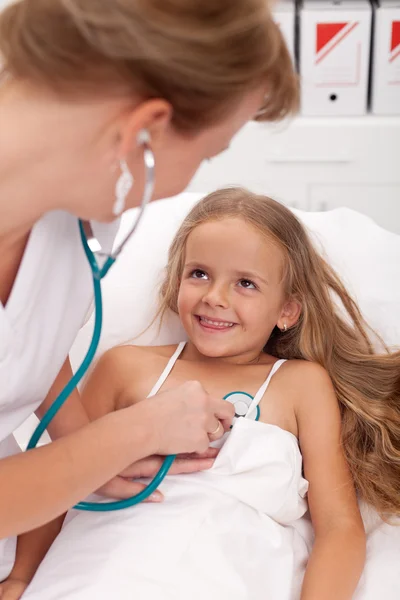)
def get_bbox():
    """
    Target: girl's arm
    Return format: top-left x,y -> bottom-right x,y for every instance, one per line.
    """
35,358 -> 90,438
0,518 -> 64,599
295,362 -> 366,600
